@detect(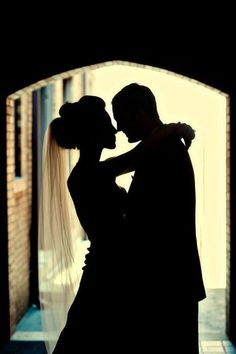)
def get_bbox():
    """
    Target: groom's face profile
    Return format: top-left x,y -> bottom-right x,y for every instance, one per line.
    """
112,106 -> 144,143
